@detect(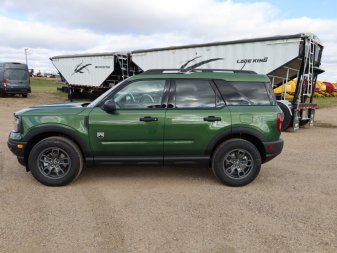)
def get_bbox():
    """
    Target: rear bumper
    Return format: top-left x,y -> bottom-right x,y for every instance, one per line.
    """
4,86 -> 31,94
262,139 -> 284,163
